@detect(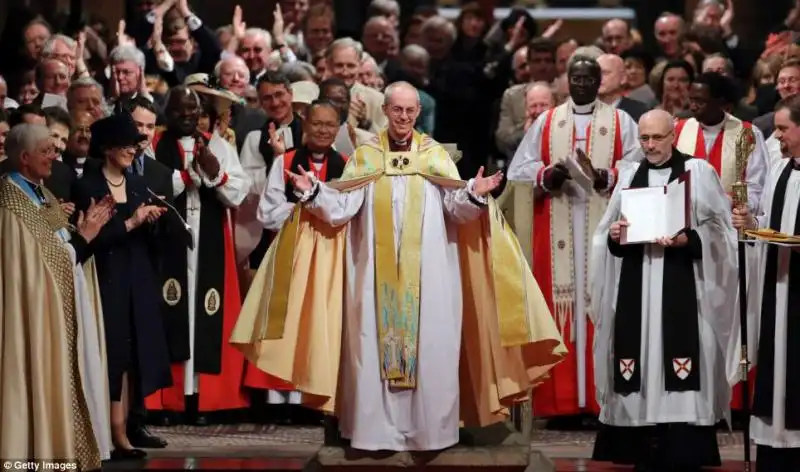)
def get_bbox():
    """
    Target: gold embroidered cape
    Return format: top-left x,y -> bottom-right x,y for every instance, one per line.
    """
0,178 -> 101,470
231,131 -> 566,425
